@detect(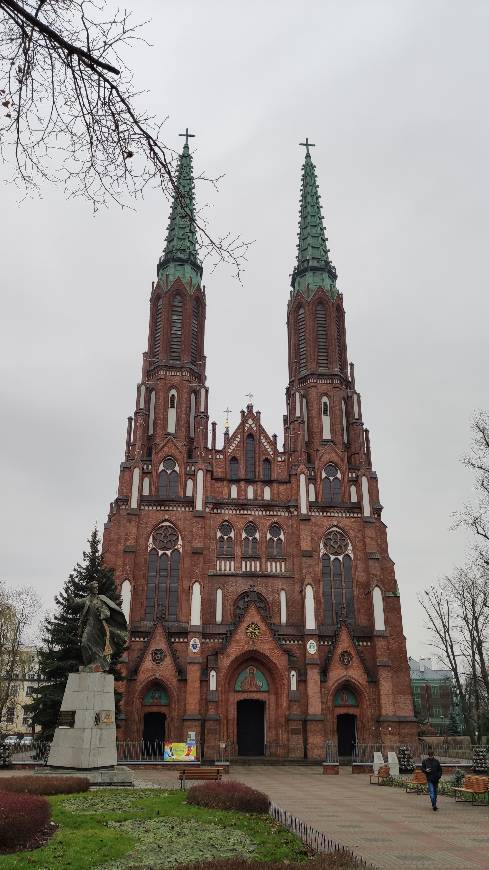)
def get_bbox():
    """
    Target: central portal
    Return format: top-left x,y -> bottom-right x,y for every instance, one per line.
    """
237,699 -> 265,756
143,711 -> 166,757
336,712 -> 357,757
